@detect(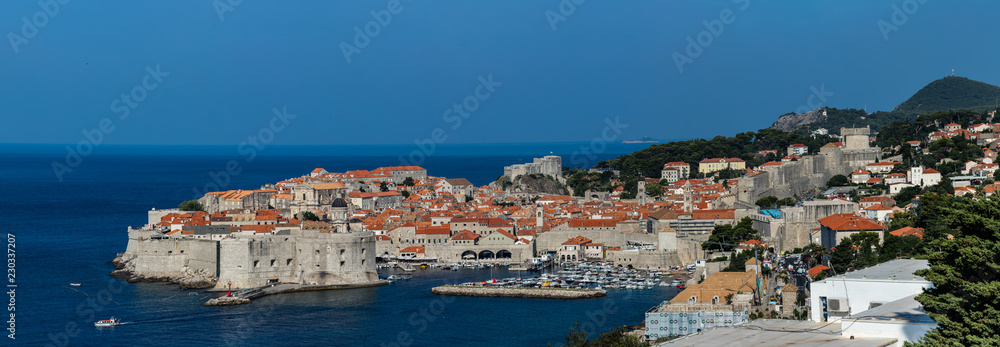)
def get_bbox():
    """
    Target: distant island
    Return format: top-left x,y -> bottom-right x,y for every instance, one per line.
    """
622,137 -> 659,144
